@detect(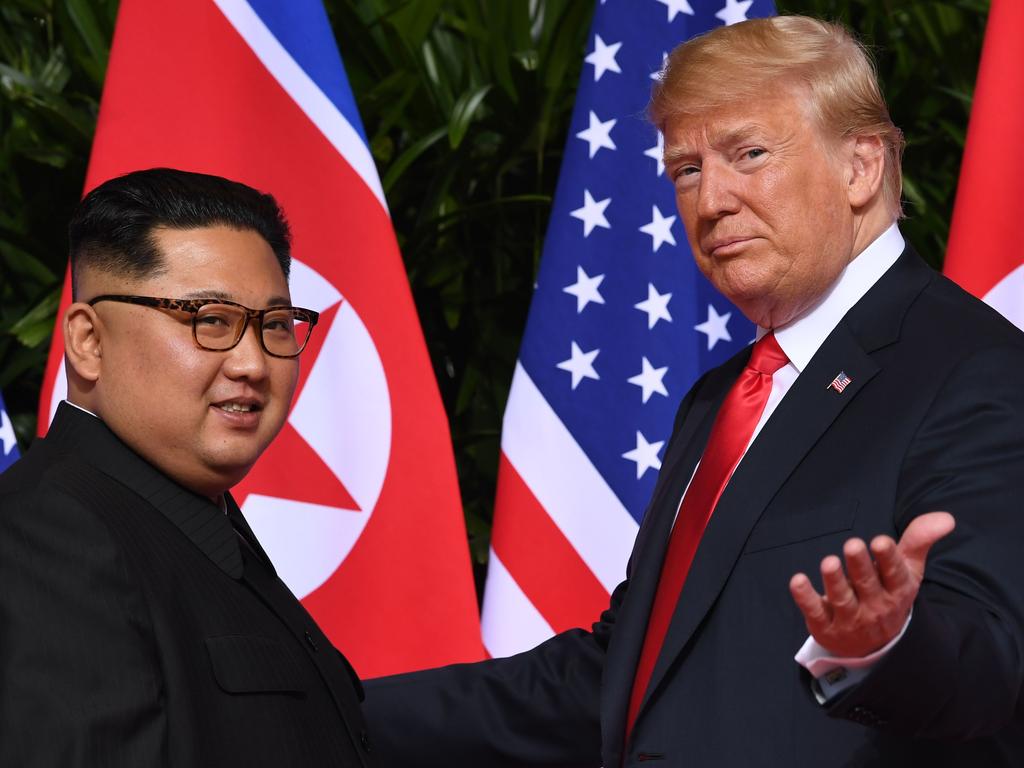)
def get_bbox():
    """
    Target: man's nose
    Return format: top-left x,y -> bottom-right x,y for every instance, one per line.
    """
224,320 -> 270,379
696,162 -> 741,221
